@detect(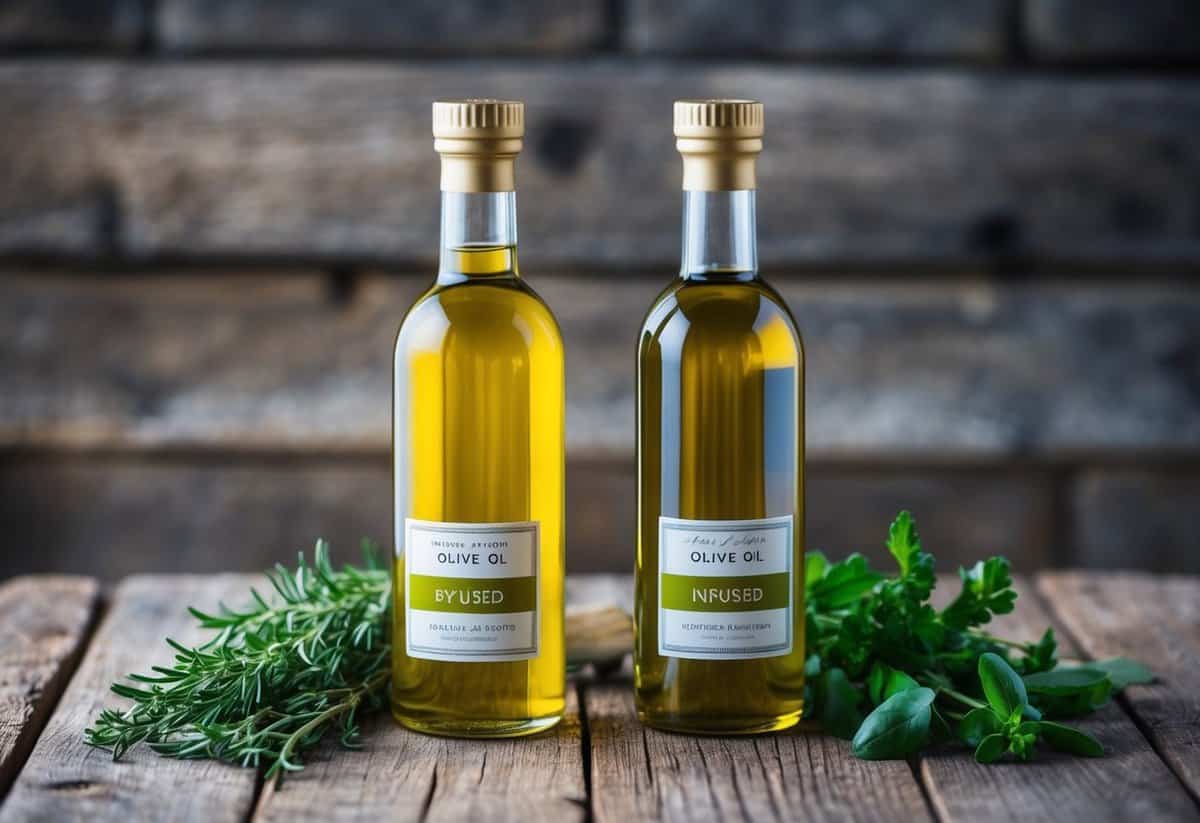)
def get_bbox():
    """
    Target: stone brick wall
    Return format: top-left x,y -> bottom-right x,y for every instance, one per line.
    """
1,1 -> 1197,579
